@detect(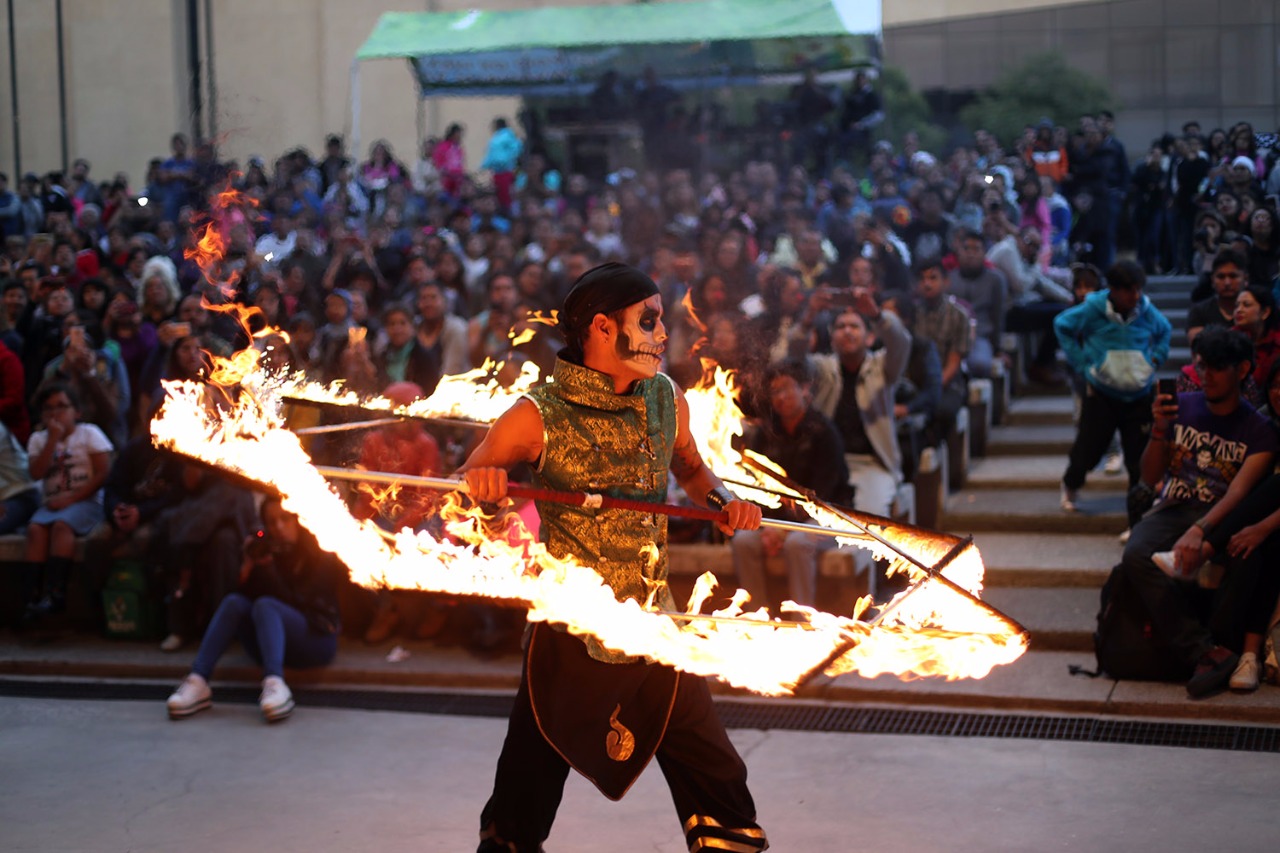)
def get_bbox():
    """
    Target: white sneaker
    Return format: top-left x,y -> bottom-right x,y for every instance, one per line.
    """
159,634 -> 184,653
166,673 -> 212,720
259,675 -> 295,722
1229,652 -> 1260,693
1060,486 -> 1080,512
1117,528 -> 1131,545
1104,453 -> 1124,475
